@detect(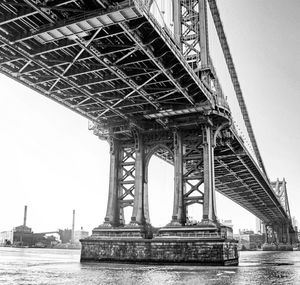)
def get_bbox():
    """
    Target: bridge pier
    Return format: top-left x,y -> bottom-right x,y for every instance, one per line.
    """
262,223 -> 293,251
81,122 -> 238,265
